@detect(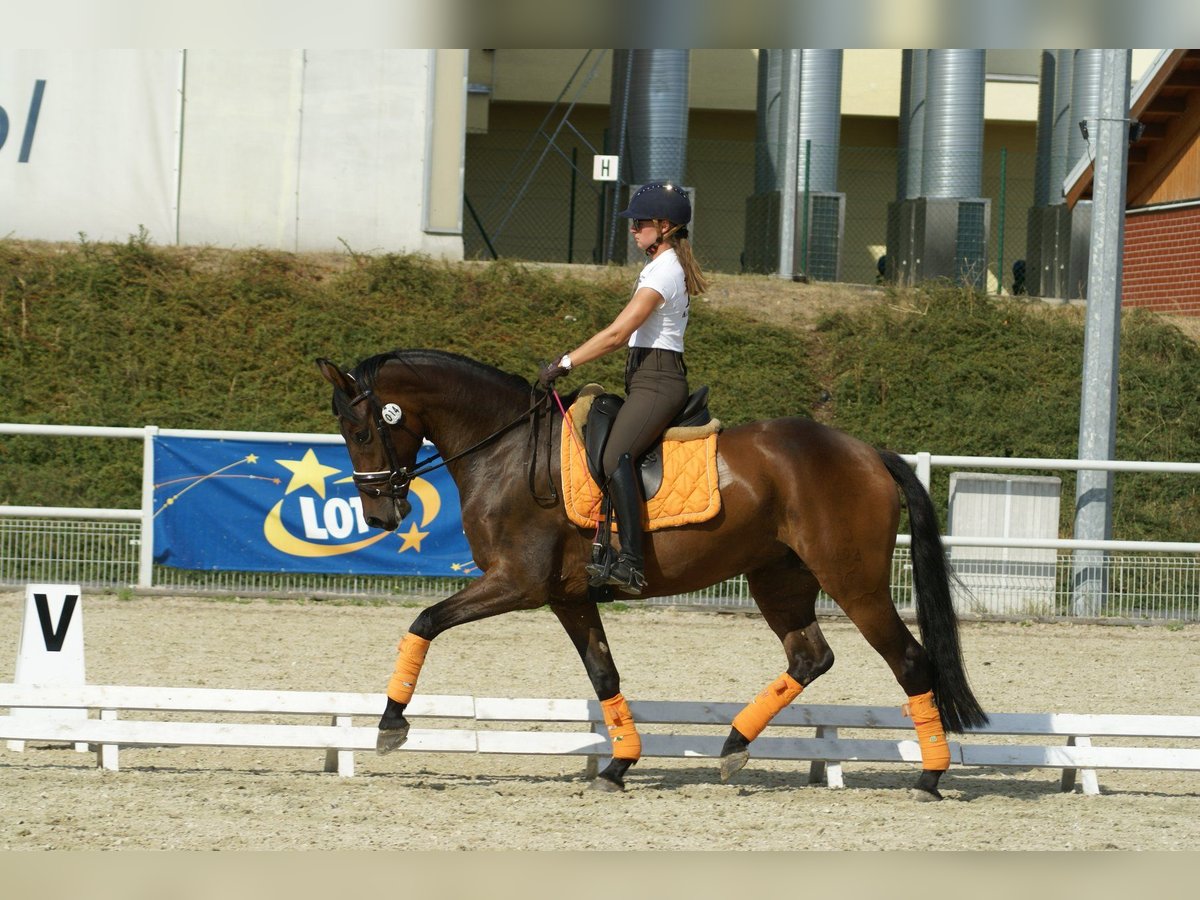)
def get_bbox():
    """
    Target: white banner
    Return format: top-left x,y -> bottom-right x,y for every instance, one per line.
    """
176,50 -> 304,249
294,50 -> 433,252
0,51 -> 181,244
